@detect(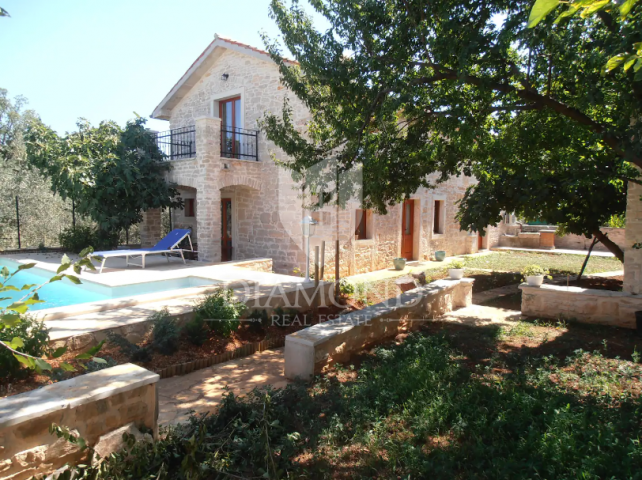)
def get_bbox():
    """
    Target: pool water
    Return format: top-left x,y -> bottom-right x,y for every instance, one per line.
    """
0,258 -> 216,311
